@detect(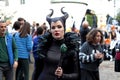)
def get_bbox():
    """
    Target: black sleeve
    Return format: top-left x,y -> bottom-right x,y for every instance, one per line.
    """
61,51 -> 80,80
61,34 -> 80,80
